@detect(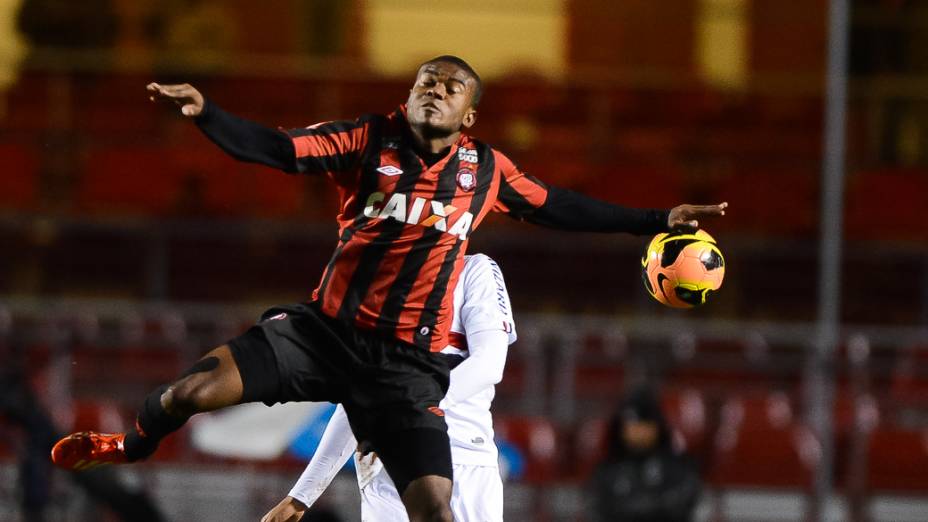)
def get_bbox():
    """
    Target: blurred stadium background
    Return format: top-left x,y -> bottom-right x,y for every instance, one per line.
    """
1,0 -> 927,520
